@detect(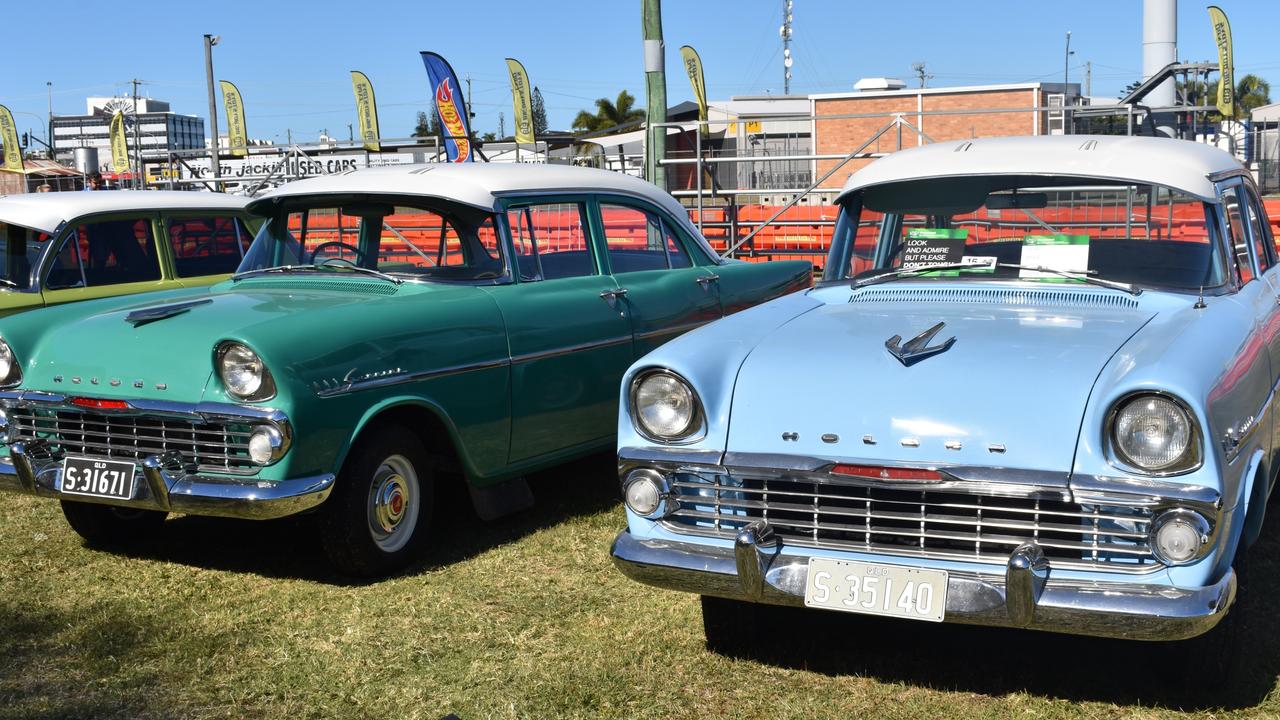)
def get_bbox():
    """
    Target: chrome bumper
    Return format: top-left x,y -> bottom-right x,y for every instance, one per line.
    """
611,522 -> 1237,642
0,441 -> 334,520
